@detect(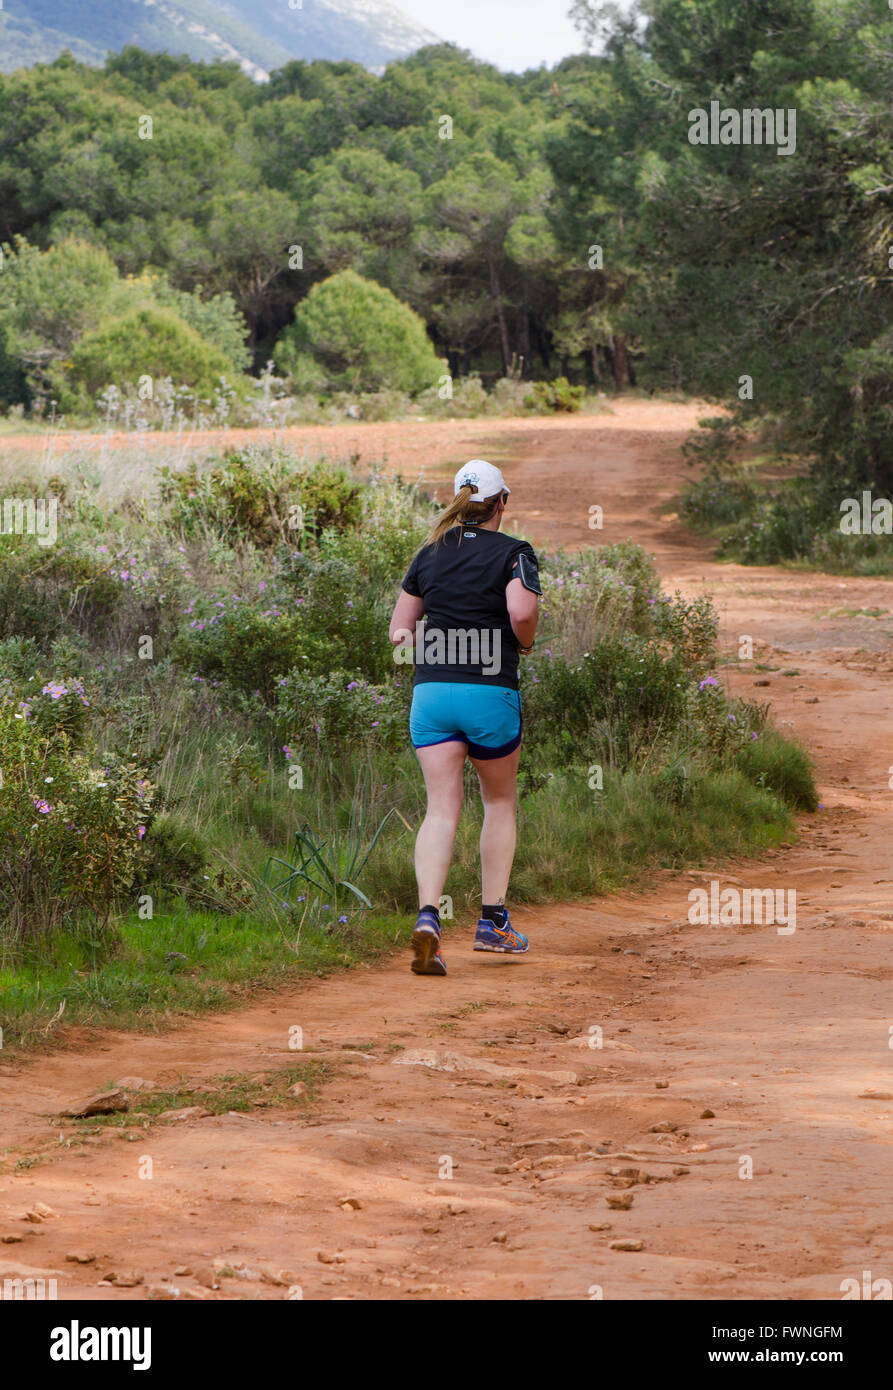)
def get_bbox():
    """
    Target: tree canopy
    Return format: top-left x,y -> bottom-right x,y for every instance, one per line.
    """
0,9 -> 892,490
